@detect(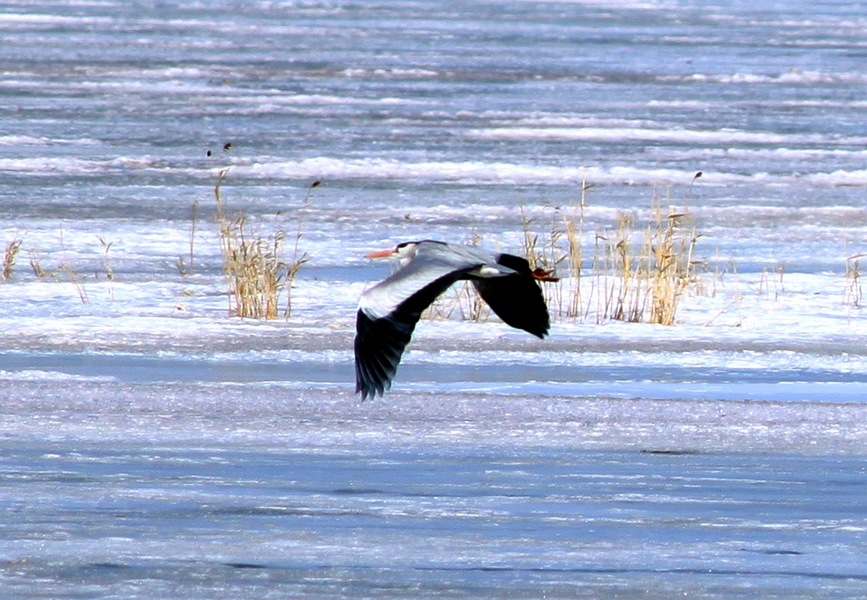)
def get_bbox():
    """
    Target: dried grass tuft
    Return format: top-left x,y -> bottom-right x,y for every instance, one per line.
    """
2,238 -> 23,281
586,200 -> 700,325
214,168 -> 311,319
